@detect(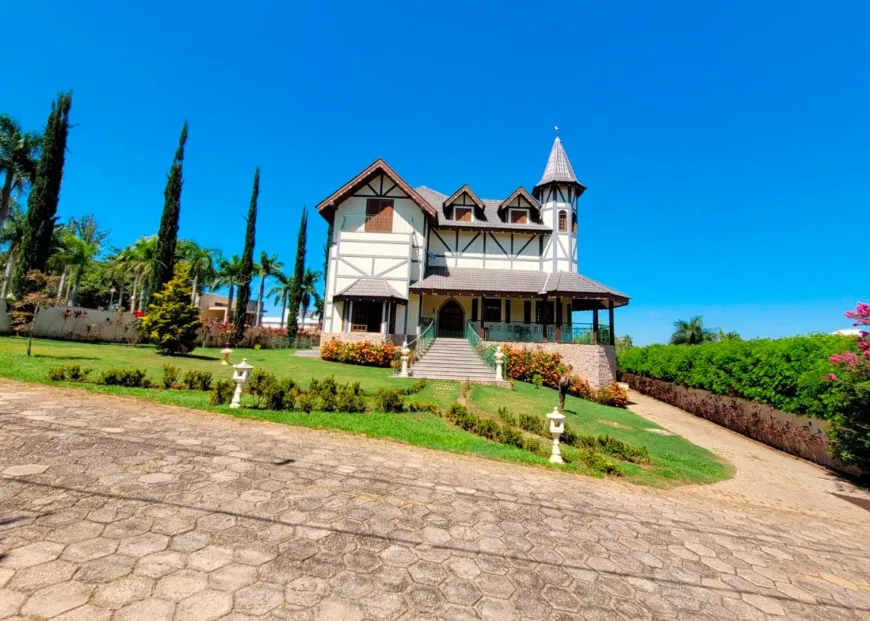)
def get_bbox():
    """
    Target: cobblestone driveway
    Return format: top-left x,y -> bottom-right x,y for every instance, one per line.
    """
1,380 -> 869,620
